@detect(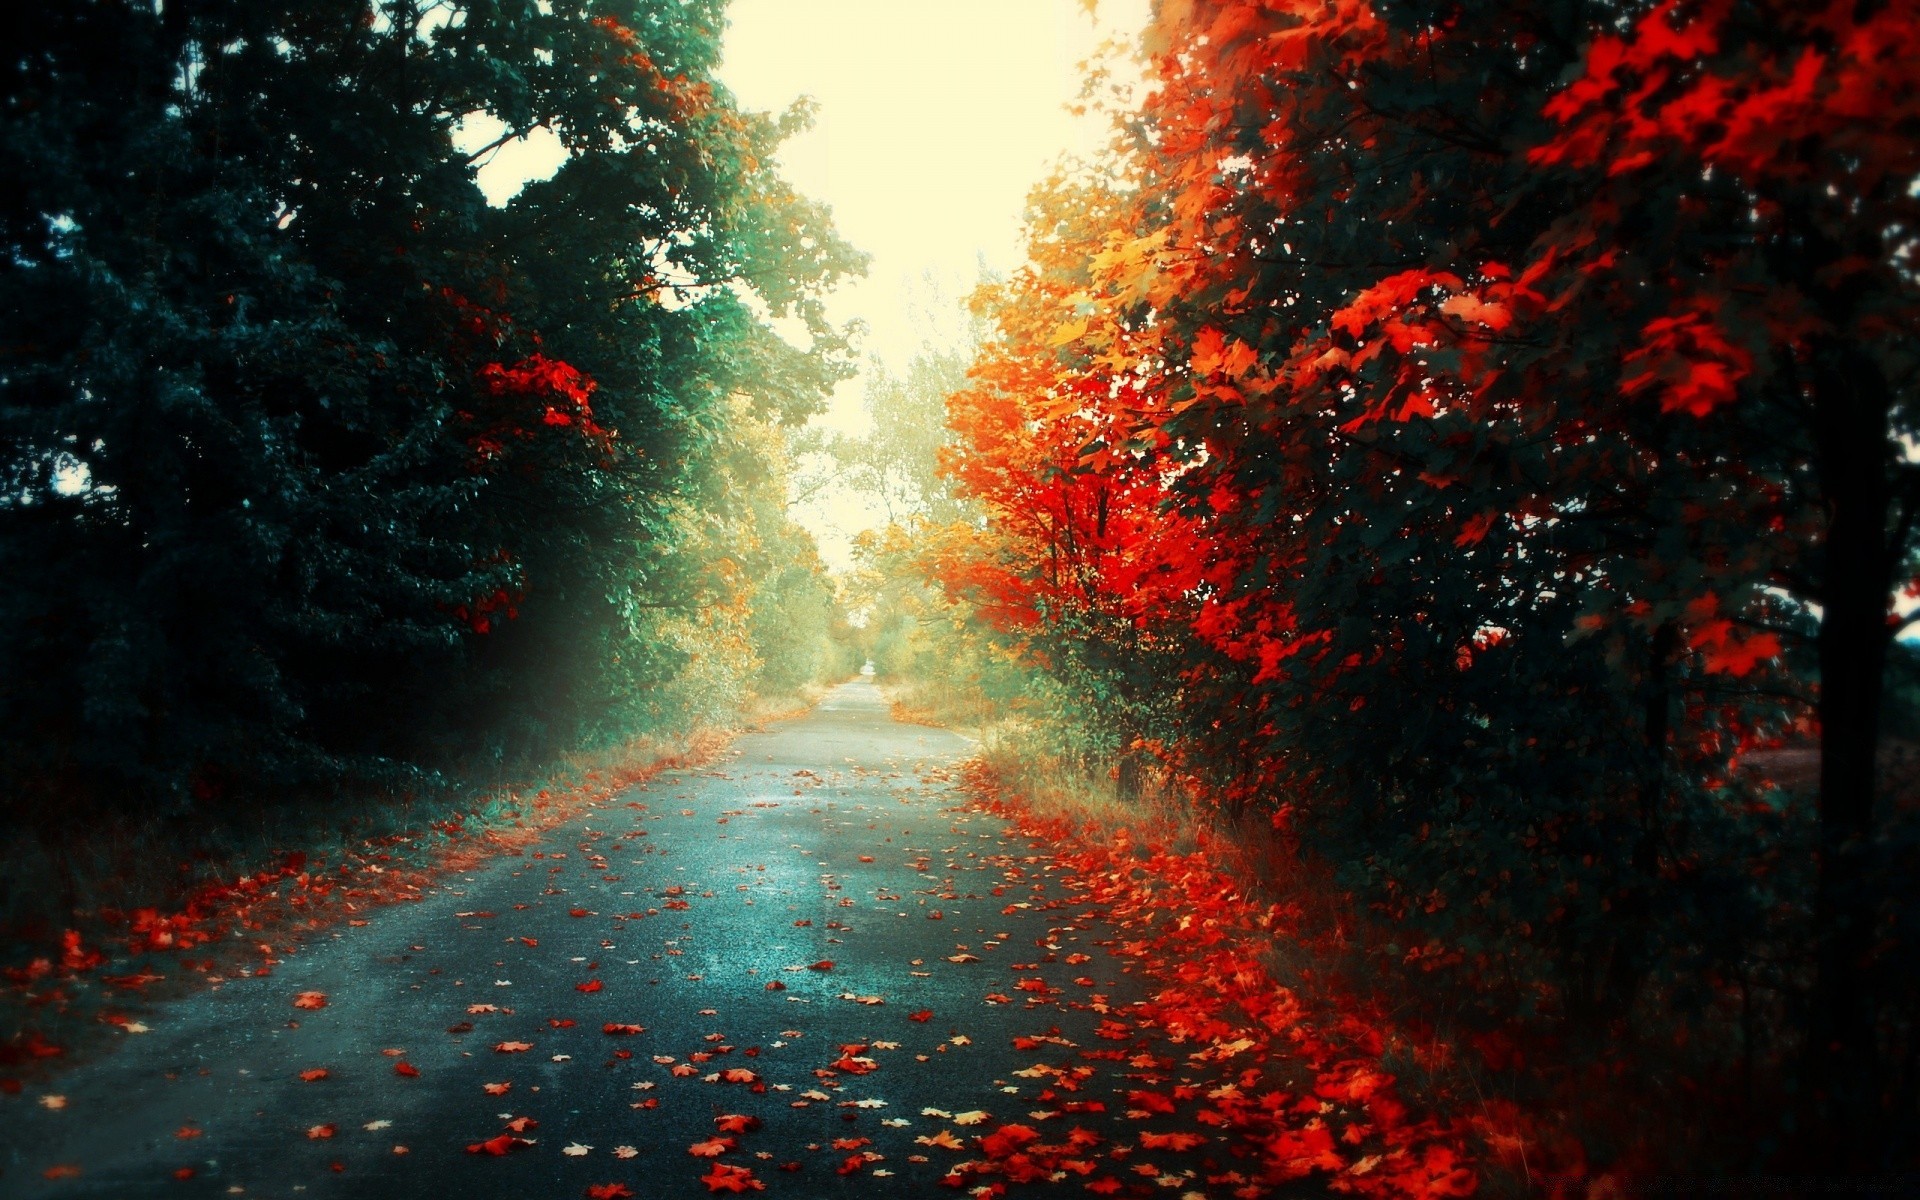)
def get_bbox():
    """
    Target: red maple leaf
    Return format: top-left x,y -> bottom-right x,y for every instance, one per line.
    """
698,1162 -> 765,1193
465,1134 -> 533,1156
